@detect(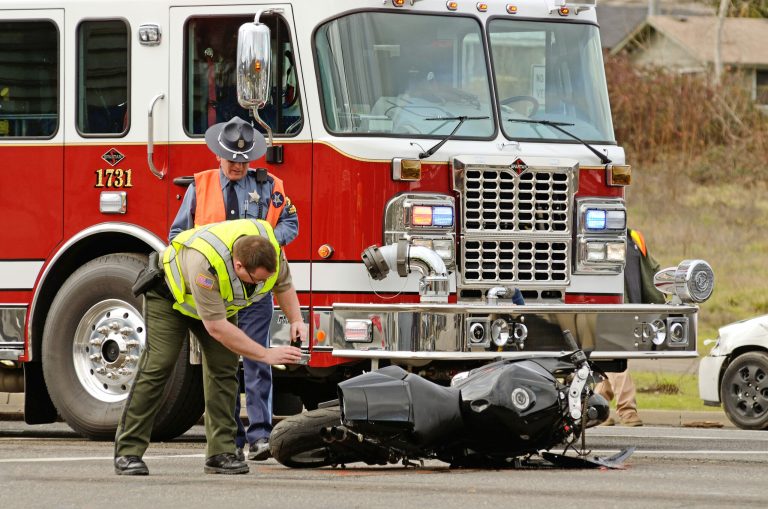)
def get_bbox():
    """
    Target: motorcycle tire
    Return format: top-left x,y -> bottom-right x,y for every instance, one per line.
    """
270,407 -> 359,468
